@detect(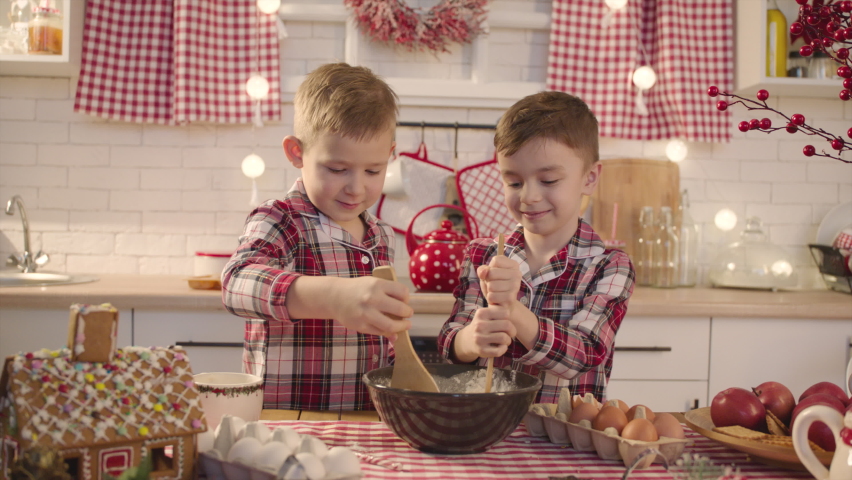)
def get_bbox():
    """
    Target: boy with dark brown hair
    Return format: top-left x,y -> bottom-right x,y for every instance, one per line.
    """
439,91 -> 635,402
